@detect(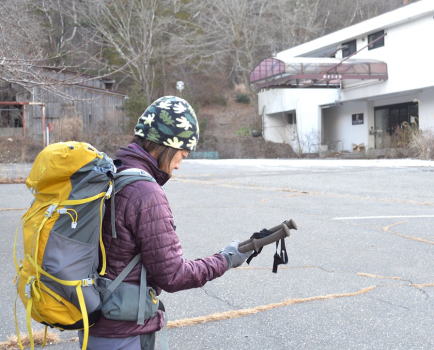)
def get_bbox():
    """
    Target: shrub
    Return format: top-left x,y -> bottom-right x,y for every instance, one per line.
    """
235,93 -> 250,104
409,129 -> 434,159
198,94 -> 227,107
390,121 -> 415,148
51,116 -> 83,142
235,127 -> 250,137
